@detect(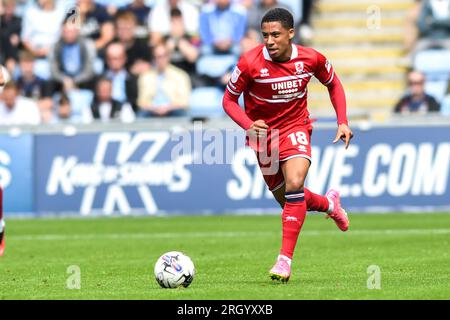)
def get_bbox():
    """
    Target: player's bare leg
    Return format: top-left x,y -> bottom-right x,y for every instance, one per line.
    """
273,185 -> 349,231
271,184 -> 286,208
269,157 -> 309,282
0,186 -> 5,257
